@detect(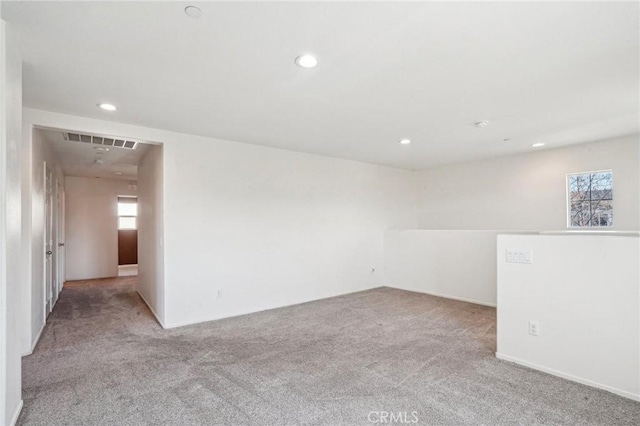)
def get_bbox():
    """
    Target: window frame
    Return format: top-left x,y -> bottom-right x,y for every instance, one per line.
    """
117,196 -> 138,231
566,169 -> 613,229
